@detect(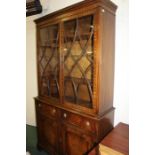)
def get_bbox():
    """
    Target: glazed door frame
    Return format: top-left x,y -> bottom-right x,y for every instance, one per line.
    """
36,8 -> 100,114
37,21 -> 61,103
60,9 -> 99,115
